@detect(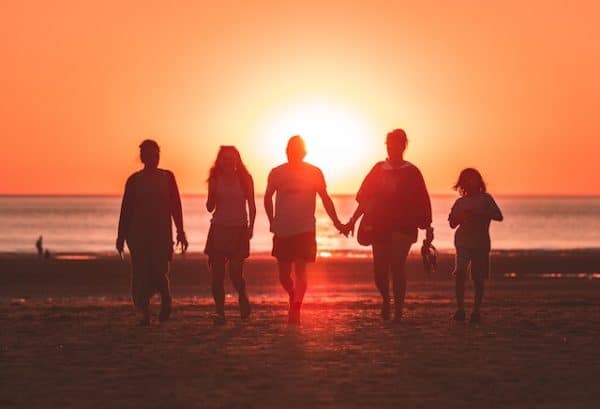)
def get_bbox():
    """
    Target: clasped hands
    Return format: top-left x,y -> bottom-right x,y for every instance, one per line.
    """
333,219 -> 358,238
